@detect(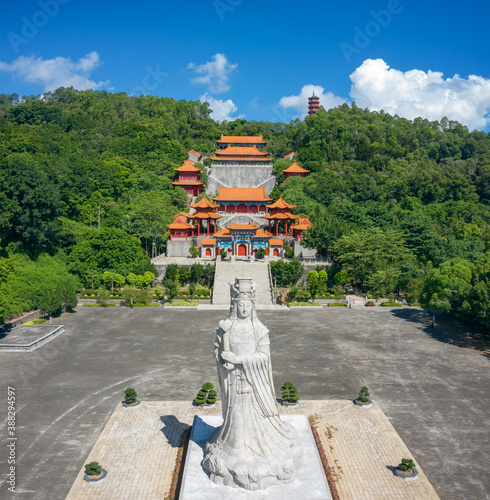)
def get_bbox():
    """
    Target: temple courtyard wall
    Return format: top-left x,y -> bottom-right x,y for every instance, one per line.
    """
0,306 -> 488,499
206,165 -> 276,195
